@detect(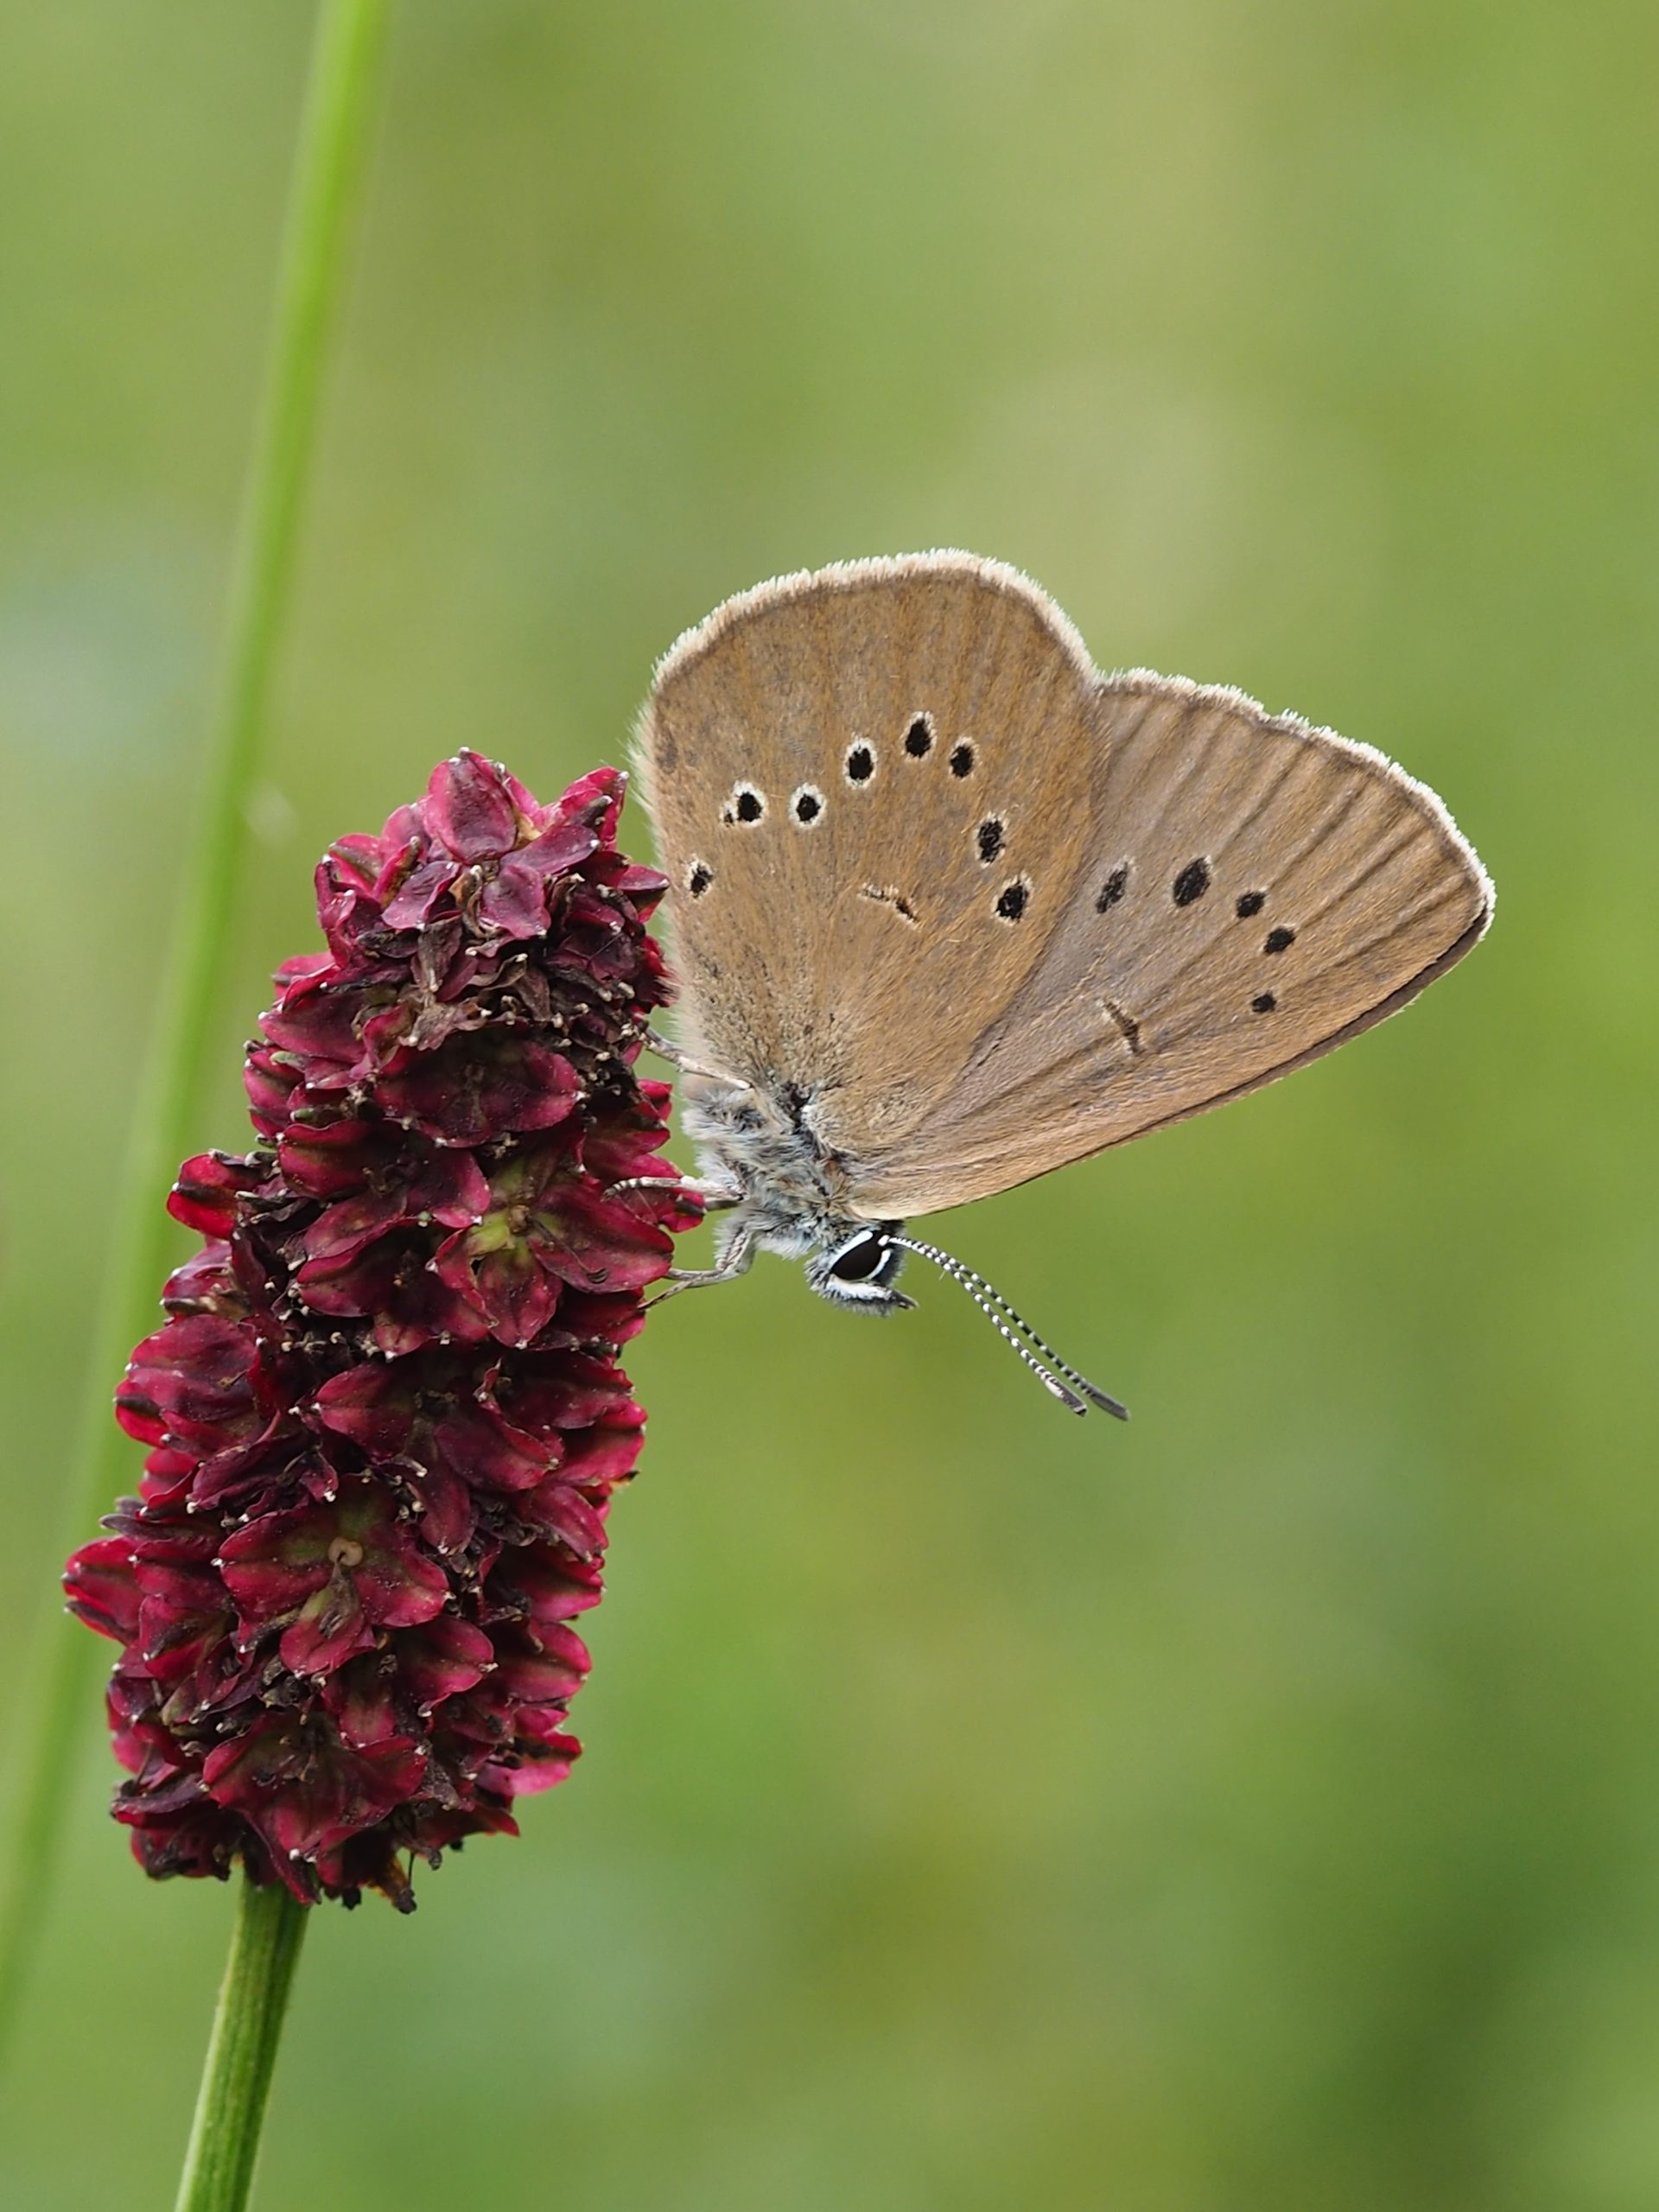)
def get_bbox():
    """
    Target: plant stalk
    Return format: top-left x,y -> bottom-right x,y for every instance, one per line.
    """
174,1880 -> 311,2212
0,0 -> 392,2064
